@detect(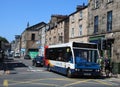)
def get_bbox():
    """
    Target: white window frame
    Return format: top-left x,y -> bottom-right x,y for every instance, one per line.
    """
71,28 -> 74,37
71,15 -> 74,23
80,11 -> 83,19
79,25 -> 82,36
94,0 -> 99,9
